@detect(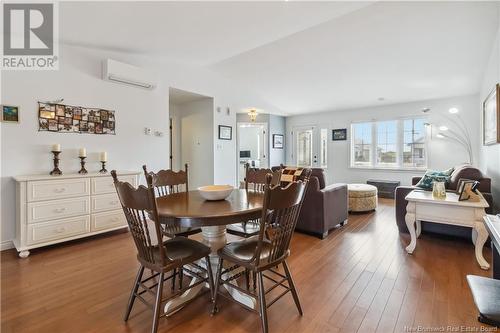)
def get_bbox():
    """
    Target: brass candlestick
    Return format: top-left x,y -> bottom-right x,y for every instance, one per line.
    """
78,156 -> 88,174
50,151 -> 62,175
99,161 -> 108,174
